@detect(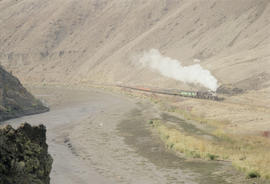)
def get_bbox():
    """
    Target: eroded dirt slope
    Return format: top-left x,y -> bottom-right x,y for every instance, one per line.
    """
0,0 -> 269,91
